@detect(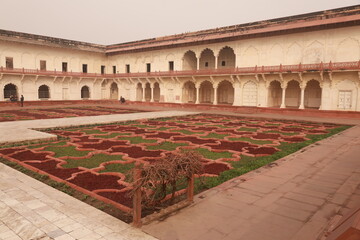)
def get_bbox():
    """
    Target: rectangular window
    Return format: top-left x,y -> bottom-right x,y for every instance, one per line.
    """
101,65 -> 105,74
62,62 -> 68,72
146,63 -> 151,73
169,61 -> 174,71
5,57 -> 13,69
113,65 -> 116,74
126,64 -> 130,73
82,64 -> 88,73
205,62 -> 209,67
40,60 -> 46,71
221,61 -> 226,66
